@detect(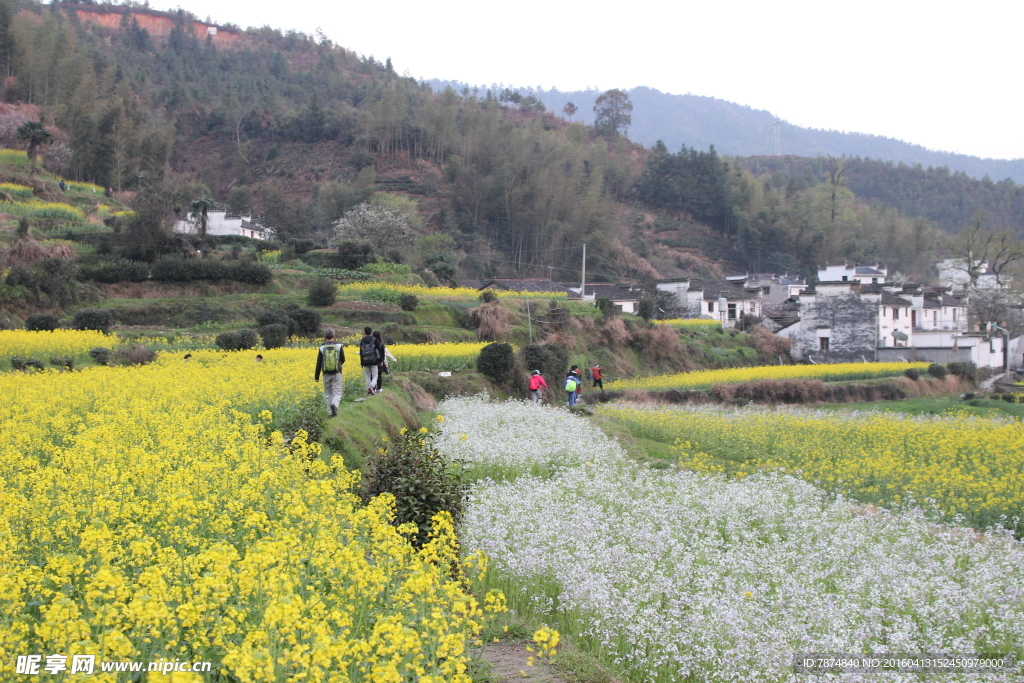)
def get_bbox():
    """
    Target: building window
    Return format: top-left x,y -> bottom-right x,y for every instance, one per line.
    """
708,302 -> 714,313
819,337 -> 830,351
727,303 -> 737,320
953,309 -> 958,321
762,286 -> 771,295
933,311 -> 938,323
841,276 -> 848,282
872,278 -> 879,283
892,308 -> 899,320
